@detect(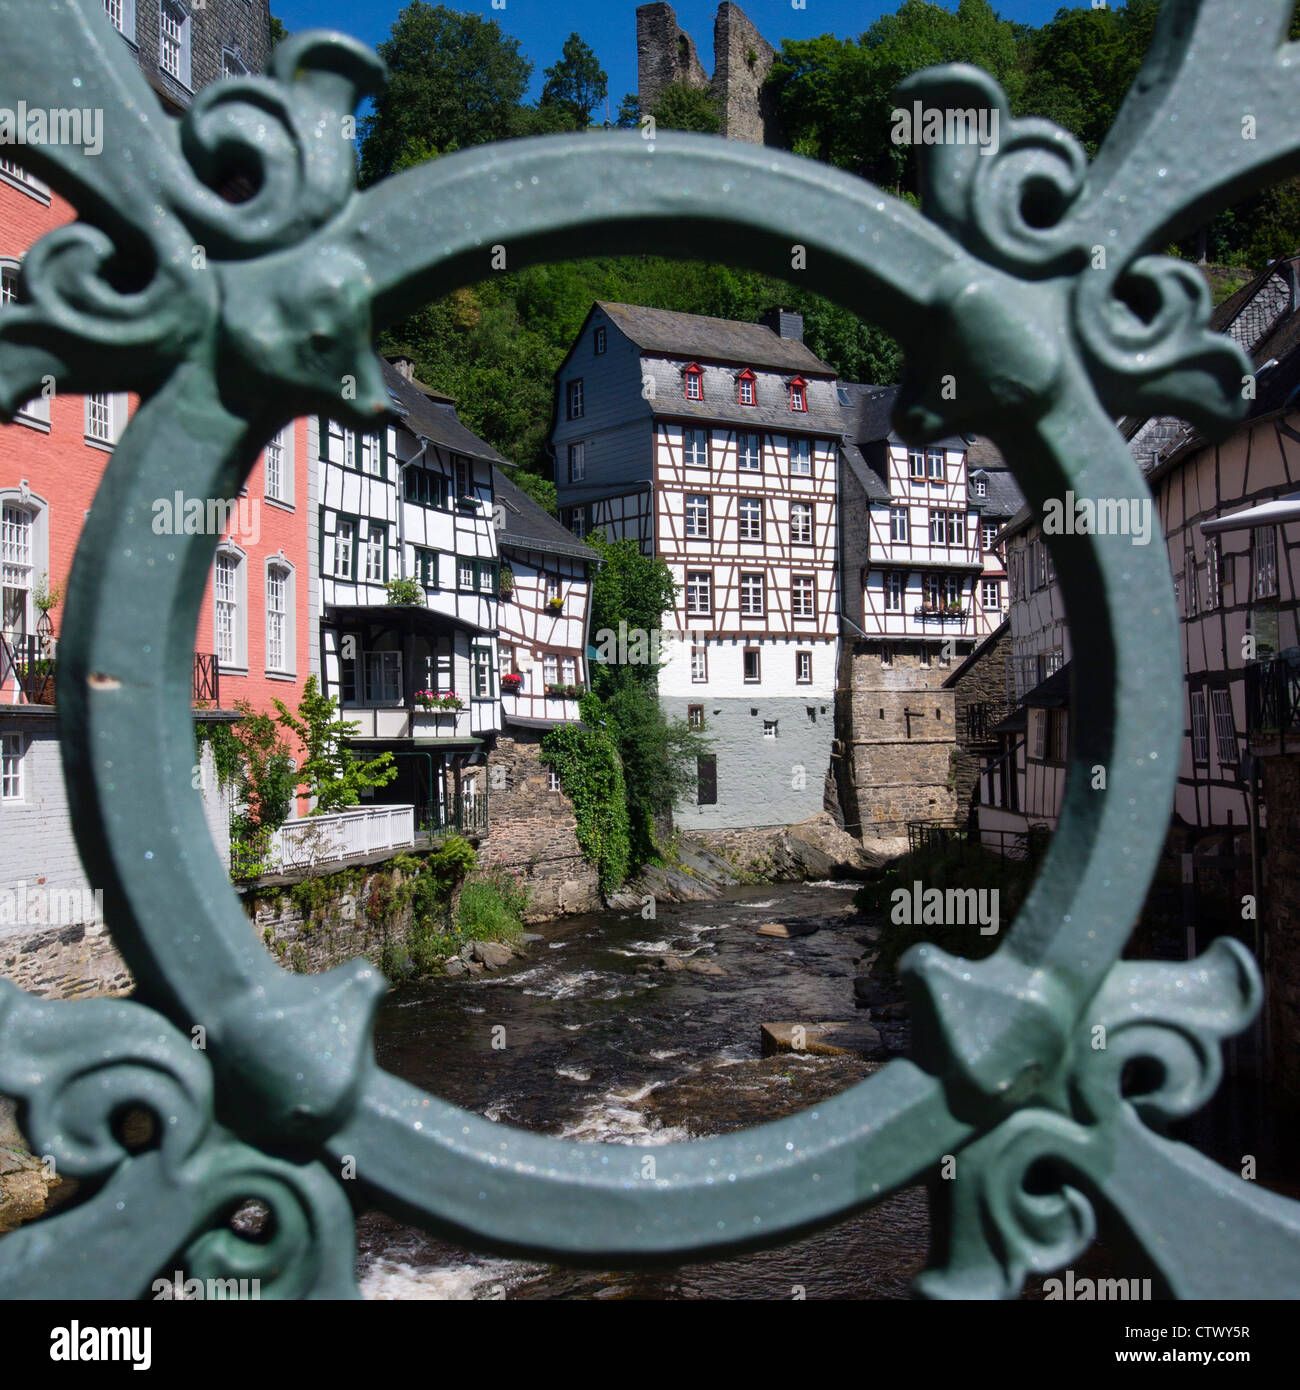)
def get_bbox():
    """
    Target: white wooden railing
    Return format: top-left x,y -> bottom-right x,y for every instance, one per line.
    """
265,804 -> 415,872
